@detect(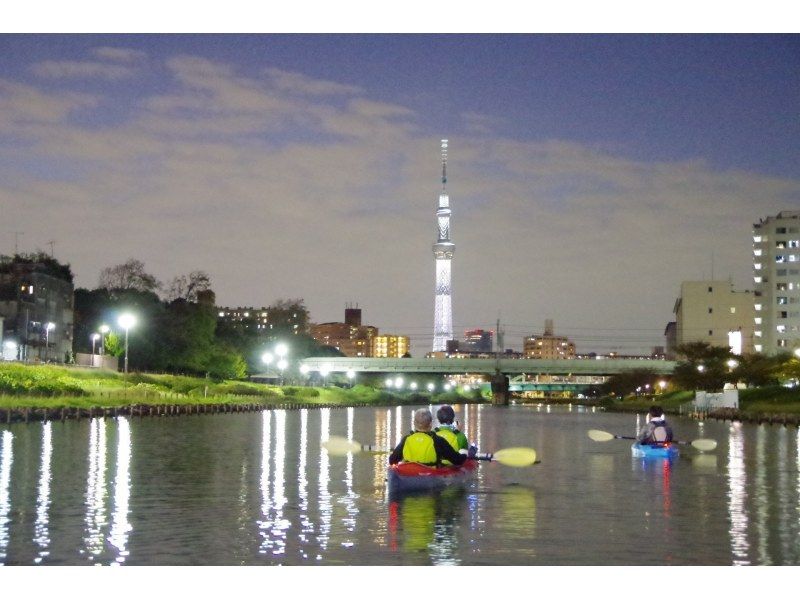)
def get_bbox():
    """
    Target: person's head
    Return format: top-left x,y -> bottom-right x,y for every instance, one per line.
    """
648,405 -> 665,420
436,404 -> 455,424
413,408 -> 433,431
